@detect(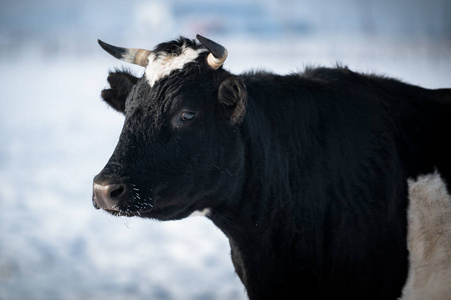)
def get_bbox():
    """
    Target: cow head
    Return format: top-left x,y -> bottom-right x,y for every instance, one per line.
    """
93,35 -> 247,220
